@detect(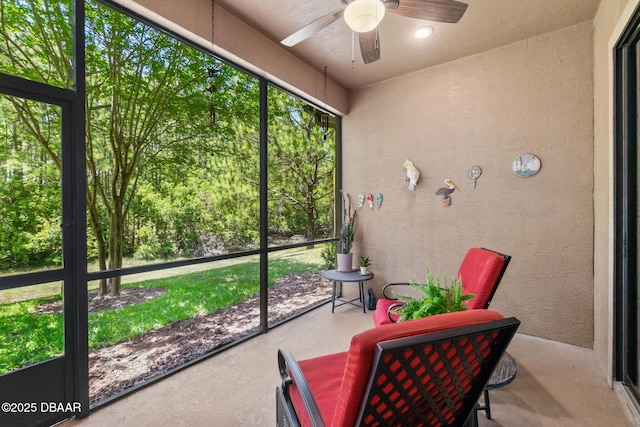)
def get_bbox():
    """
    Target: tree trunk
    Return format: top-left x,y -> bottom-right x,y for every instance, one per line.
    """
86,178 -> 110,295
107,207 -> 124,296
306,211 -> 316,241
94,223 -> 108,296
